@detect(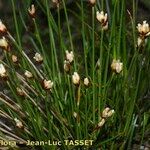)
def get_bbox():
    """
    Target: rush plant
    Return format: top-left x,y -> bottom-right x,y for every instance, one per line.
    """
0,0 -> 149,149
